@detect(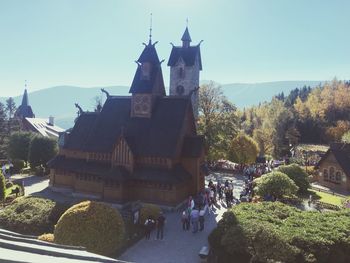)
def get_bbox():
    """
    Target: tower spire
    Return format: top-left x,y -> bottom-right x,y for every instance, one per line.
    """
22,80 -> 29,107
181,21 -> 192,48
149,13 -> 153,45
